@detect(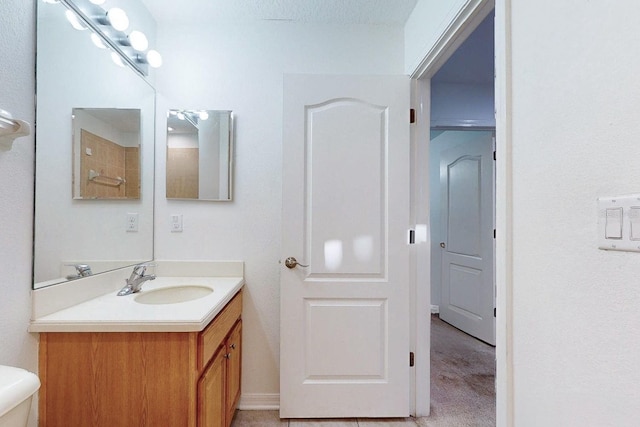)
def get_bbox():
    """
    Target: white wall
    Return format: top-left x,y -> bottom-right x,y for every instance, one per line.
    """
431,82 -> 494,127
167,132 -> 199,148
198,116 -> 220,199
504,0 -> 640,425
154,21 -> 404,401
404,0 -> 473,75
0,1 -> 38,426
